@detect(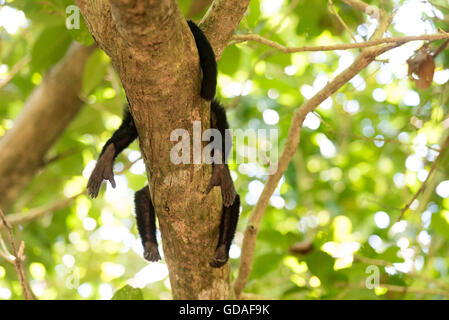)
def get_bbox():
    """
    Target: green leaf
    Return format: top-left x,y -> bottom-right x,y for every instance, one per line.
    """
111,285 -> 144,300
305,250 -> 334,281
251,253 -> 283,278
219,45 -> 241,75
31,25 -> 72,72
82,49 -> 108,95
